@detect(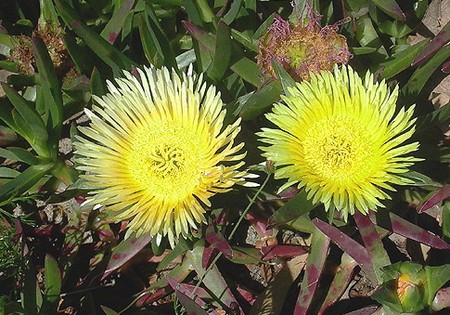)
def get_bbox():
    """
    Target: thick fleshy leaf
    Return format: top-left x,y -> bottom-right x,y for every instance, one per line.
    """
0,147 -> 39,165
239,81 -> 282,120
380,40 -> 428,79
272,61 -> 296,96
54,0 -> 134,73
403,44 -> 450,103
100,305 -> 120,315
250,255 -> 306,315
354,211 -> 390,283
318,253 -> 358,315
230,57 -> 261,87
312,218 -> 377,284
342,305 -> 380,315
183,21 -> 215,53
136,259 -> 192,307
186,241 -> 244,315
100,0 -> 136,44
0,163 -> 53,206
413,19 -> 450,67
261,245 -> 307,261
293,228 -> 330,315
443,202 -> 450,238
402,171 -> 442,189
32,37 -> 63,146
417,185 -> 450,213
431,287 -> 450,311
166,278 -> 222,315
229,246 -> 262,264
0,125 -> 16,145
102,234 -> 152,280
1,84 -> 49,157
268,189 -> 317,227
372,0 -> 406,21
375,212 -> 450,250
139,4 -> 177,69
205,225 -> 233,260
425,265 -> 450,305
207,21 -> 231,82
44,254 -> 61,303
